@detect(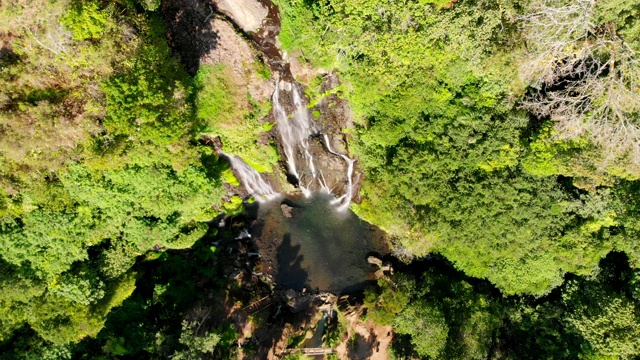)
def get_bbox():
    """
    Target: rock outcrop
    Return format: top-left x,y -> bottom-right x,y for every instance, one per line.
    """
367,256 -> 383,267
214,0 -> 268,33
201,18 -> 274,102
280,203 -> 294,218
